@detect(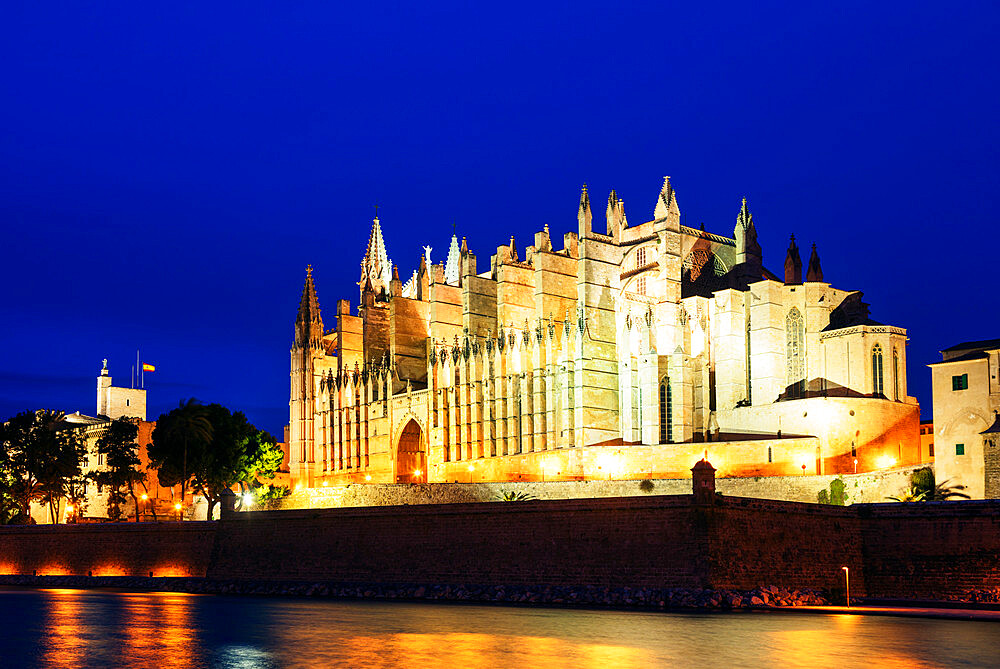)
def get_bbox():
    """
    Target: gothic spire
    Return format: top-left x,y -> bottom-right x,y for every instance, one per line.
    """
359,216 -> 393,299
784,234 -> 802,284
577,184 -> 592,235
806,243 -> 824,282
295,265 -> 324,347
734,197 -> 762,266
444,232 -> 461,285
606,189 -> 626,236
654,176 -> 679,220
